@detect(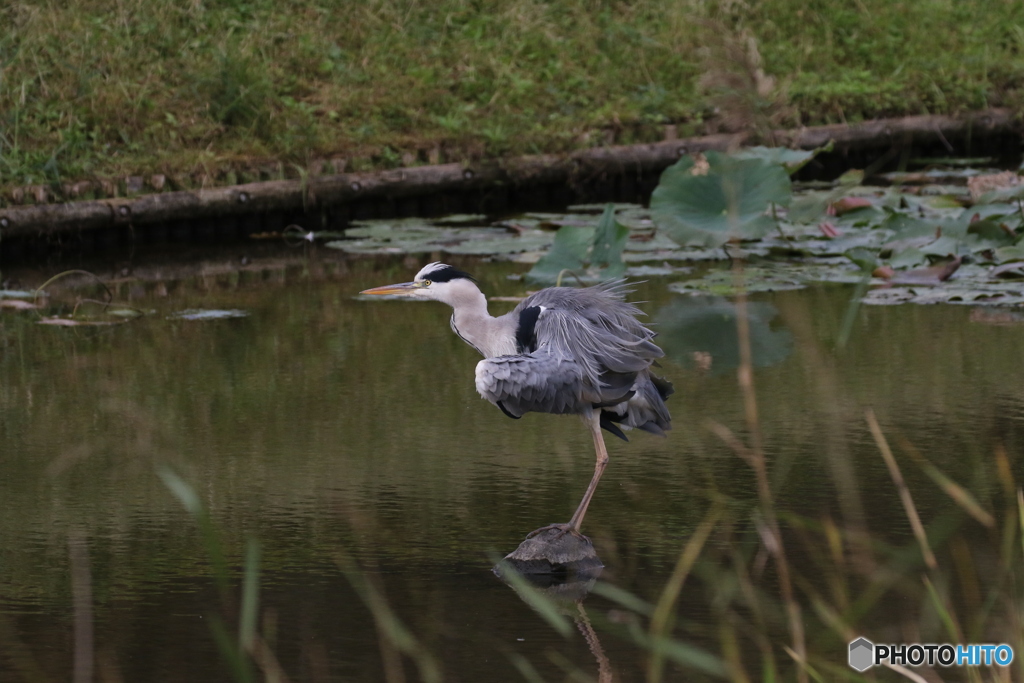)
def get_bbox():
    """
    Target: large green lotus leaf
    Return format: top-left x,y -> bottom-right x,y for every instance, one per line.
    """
651,152 -> 792,247
731,145 -> 828,175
